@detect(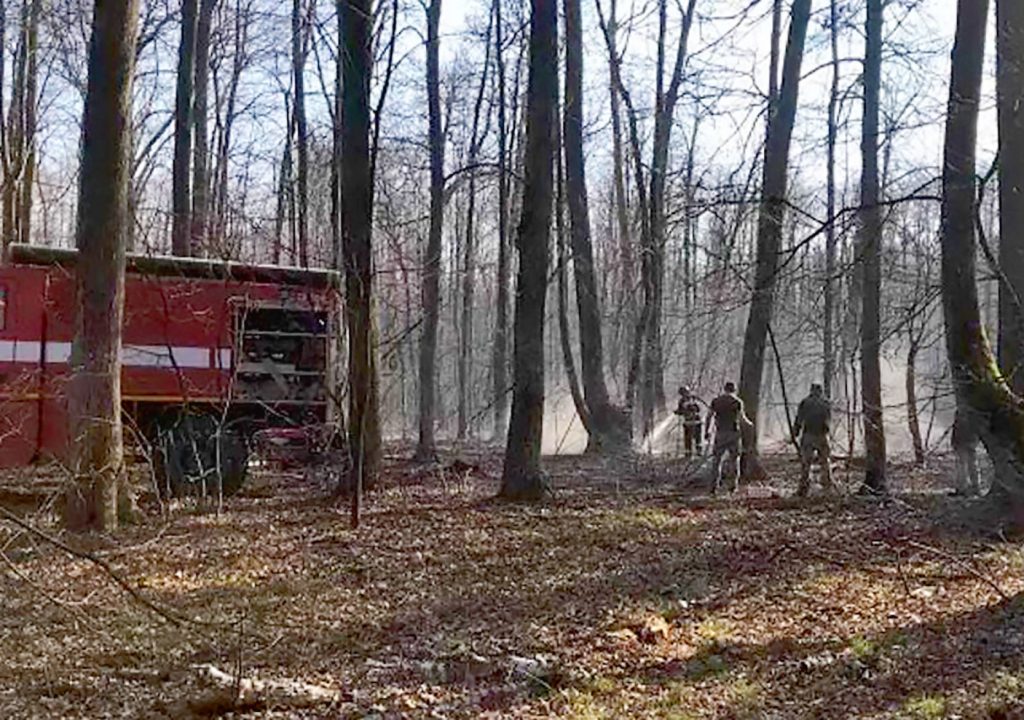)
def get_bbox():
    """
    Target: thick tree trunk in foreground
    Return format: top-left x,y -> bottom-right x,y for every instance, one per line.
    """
563,0 -> 629,453
501,0 -> 557,500
998,0 -> 1024,394
340,0 -> 381,521
859,0 -> 887,493
415,0 -> 443,461
172,0 -> 198,256
943,0 -> 1024,510
64,0 -> 140,532
737,0 -> 811,444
